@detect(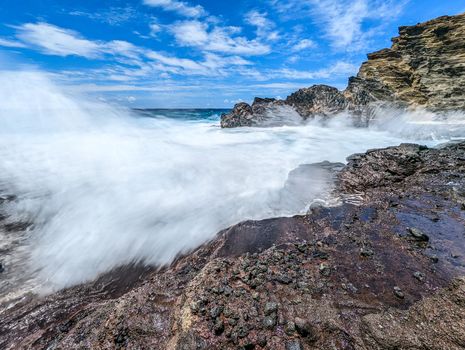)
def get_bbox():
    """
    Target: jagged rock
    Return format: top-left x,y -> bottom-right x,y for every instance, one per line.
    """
220,102 -> 253,128
285,85 -> 347,118
221,13 -> 465,128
